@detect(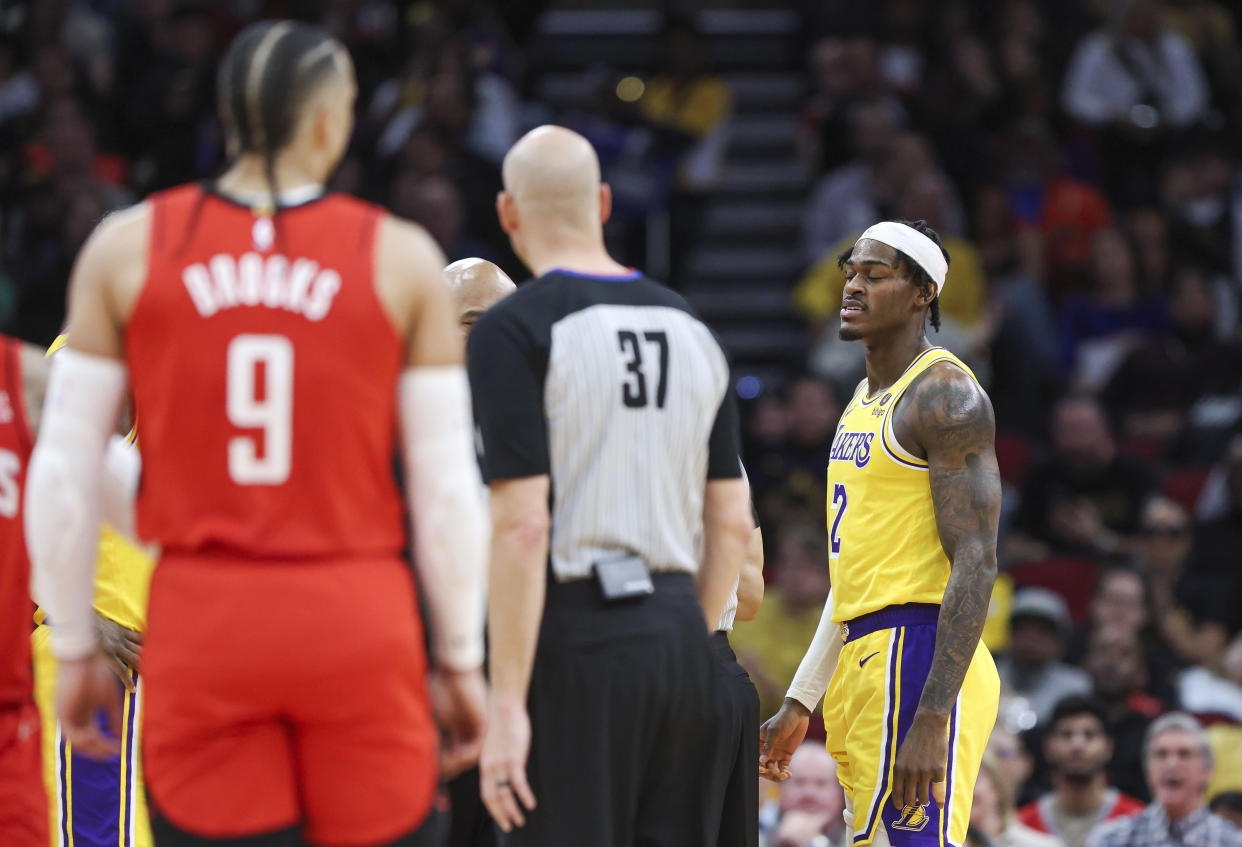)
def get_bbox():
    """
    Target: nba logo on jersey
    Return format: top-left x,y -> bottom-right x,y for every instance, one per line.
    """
0,390 -> 12,425
893,802 -> 930,832
252,217 -> 275,251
